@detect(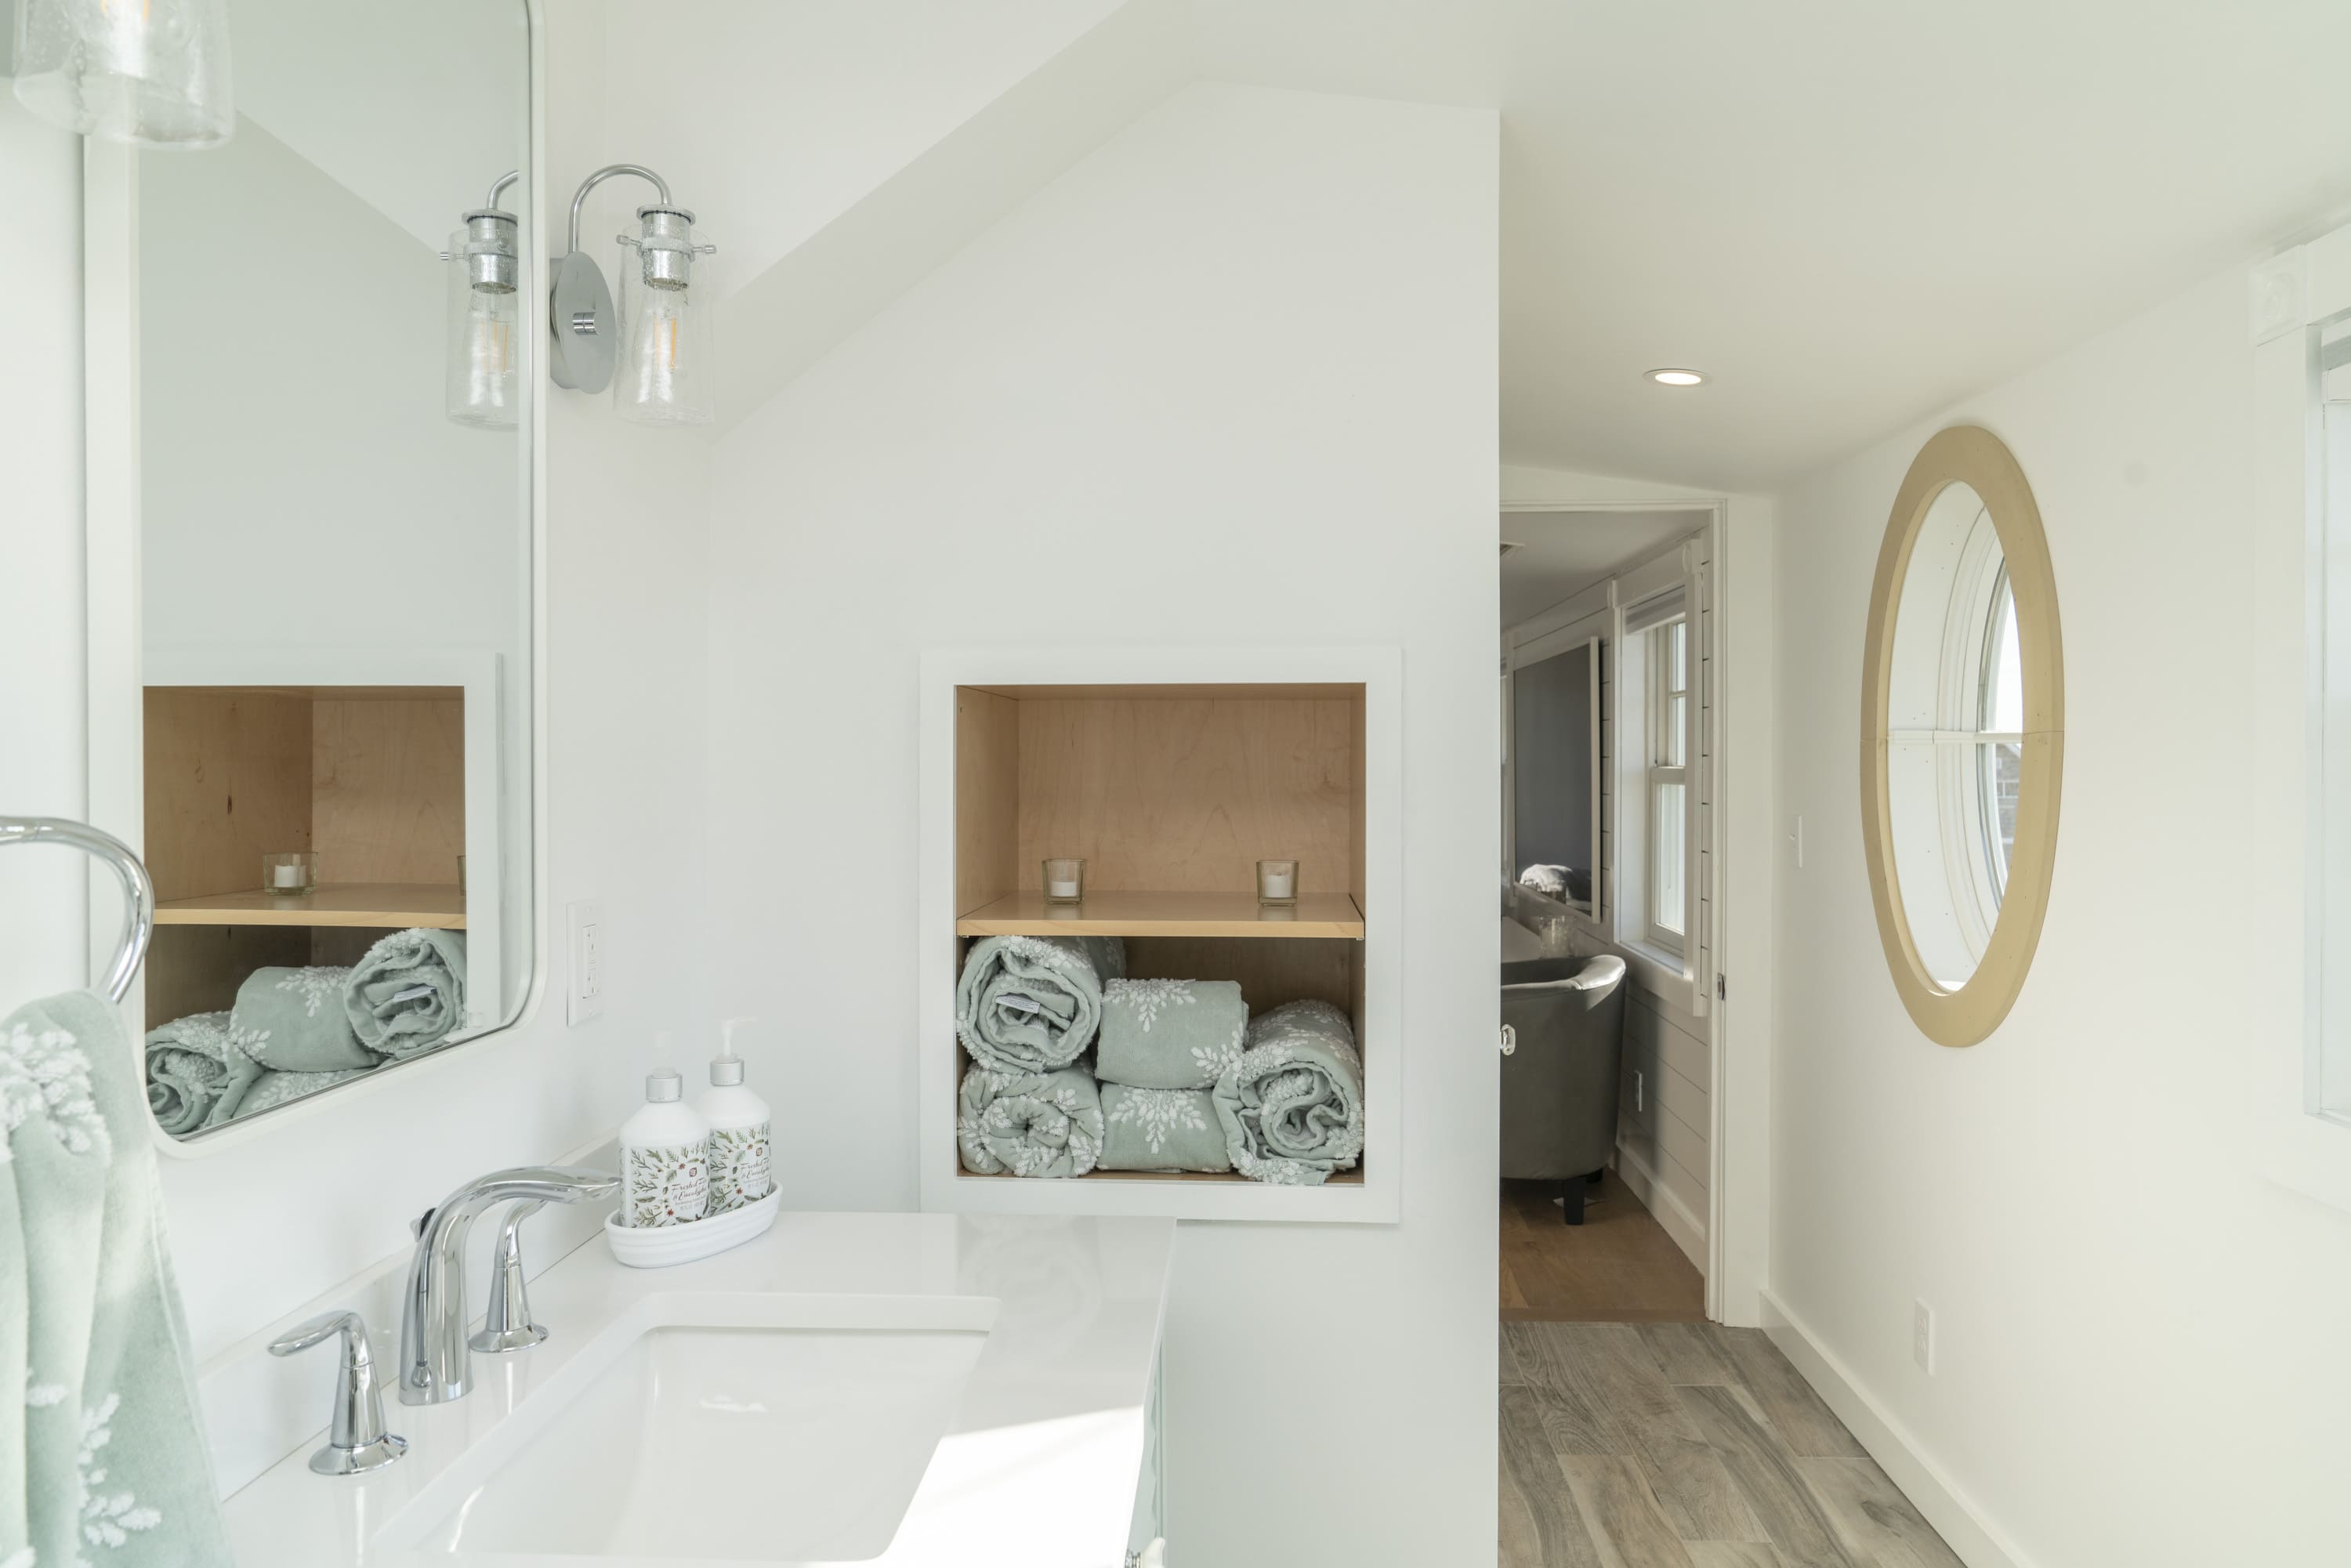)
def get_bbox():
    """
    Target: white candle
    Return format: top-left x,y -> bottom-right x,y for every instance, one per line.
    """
1261,867 -> 1295,899
273,864 -> 304,889
1048,879 -> 1080,899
